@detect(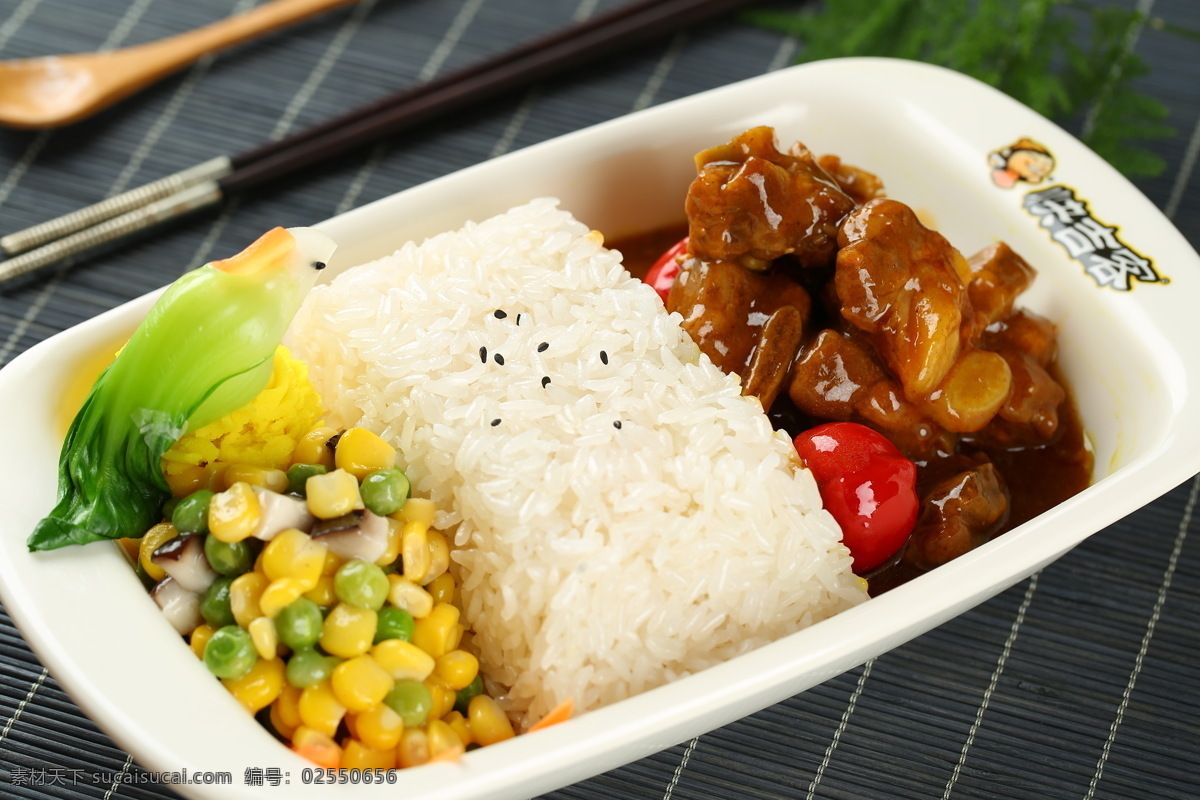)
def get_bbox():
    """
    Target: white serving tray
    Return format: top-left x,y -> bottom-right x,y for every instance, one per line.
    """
2,58 -> 1198,799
